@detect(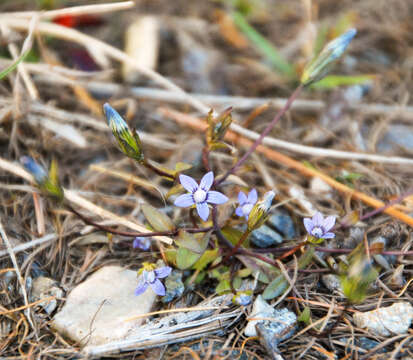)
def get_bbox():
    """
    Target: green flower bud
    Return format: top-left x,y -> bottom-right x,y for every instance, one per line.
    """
104,103 -> 144,163
21,156 -> 64,202
247,190 -> 275,230
301,28 -> 356,86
